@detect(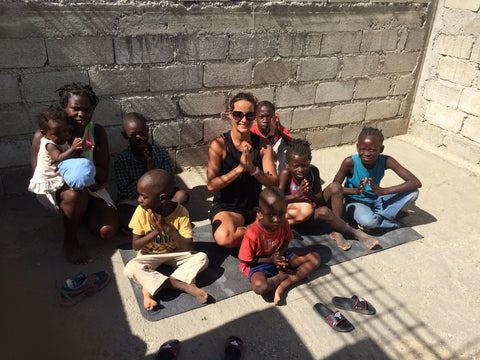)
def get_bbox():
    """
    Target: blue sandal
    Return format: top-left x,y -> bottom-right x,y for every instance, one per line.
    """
59,271 -> 110,306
